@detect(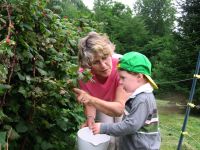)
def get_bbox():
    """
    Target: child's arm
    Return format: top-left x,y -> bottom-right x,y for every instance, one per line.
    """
99,102 -> 148,136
